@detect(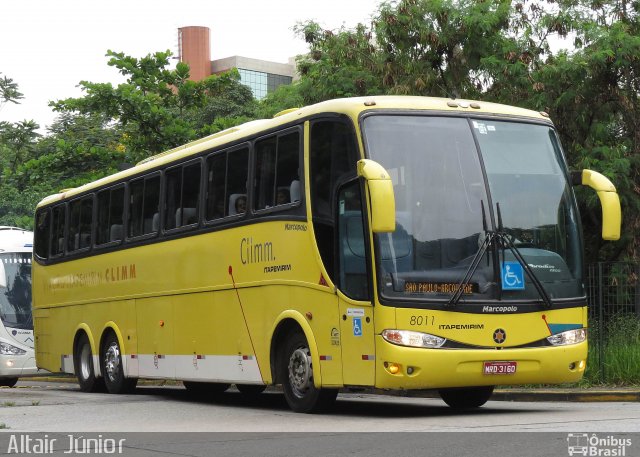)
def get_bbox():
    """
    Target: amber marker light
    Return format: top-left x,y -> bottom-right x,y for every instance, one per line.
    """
384,362 -> 401,374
